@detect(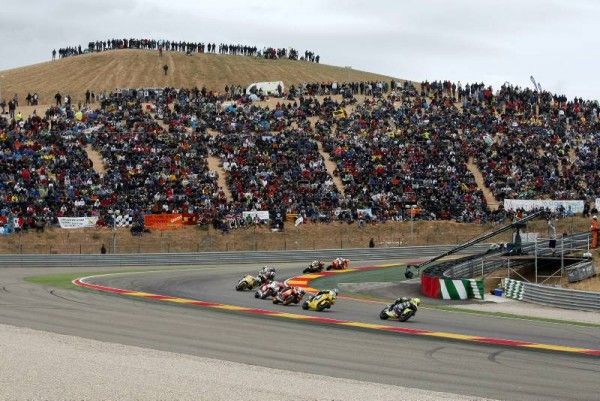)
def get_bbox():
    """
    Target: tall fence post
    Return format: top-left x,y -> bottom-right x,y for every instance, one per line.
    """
534,240 -> 538,283
560,238 -> 564,275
